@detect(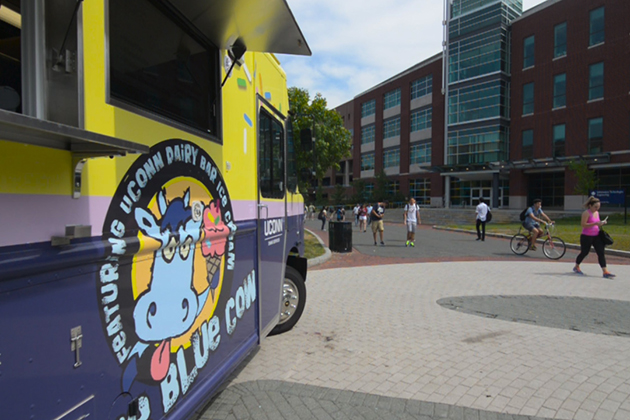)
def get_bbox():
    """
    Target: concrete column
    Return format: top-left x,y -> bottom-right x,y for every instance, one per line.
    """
492,172 -> 499,208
